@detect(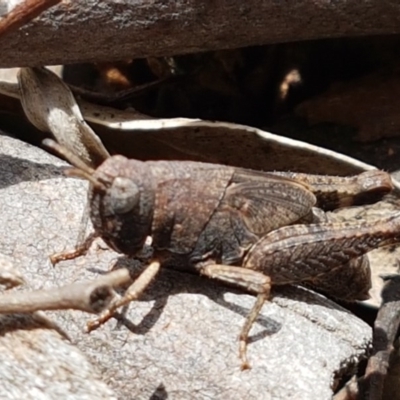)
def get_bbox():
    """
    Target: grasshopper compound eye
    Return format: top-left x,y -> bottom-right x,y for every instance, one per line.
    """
109,177 -> 140,214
